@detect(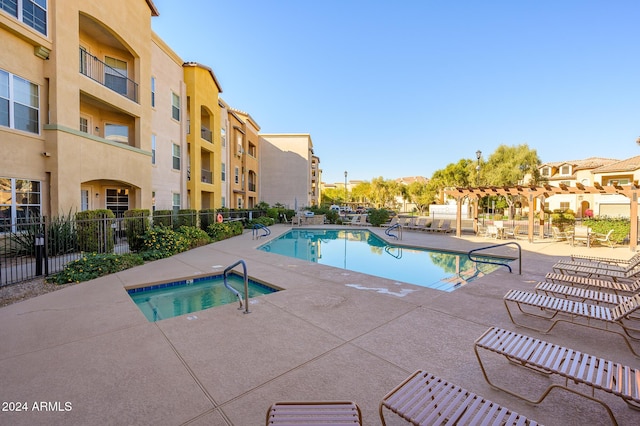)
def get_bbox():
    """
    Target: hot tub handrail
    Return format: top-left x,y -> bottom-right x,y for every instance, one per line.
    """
223,259 -> 251,314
